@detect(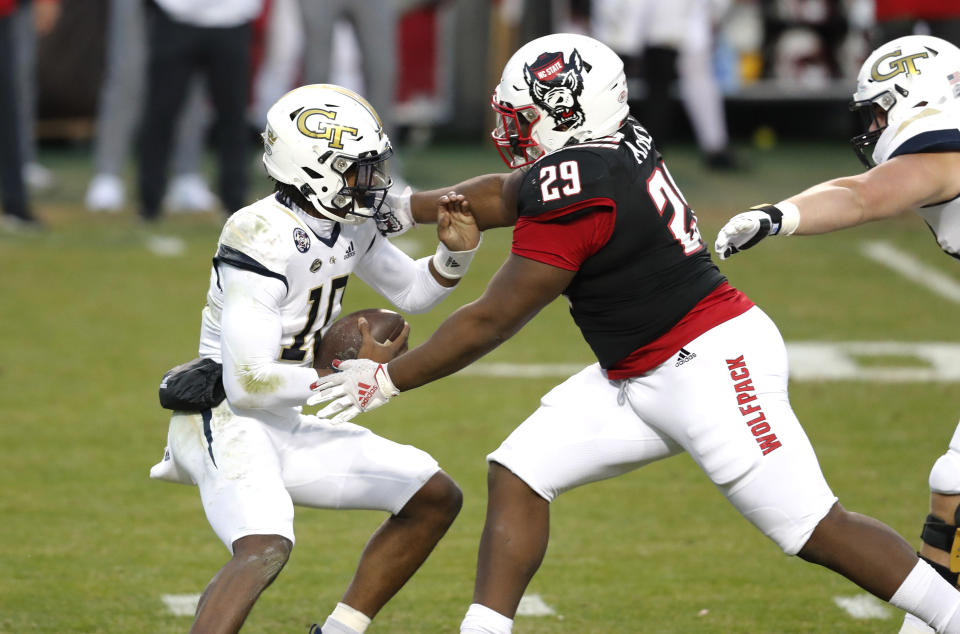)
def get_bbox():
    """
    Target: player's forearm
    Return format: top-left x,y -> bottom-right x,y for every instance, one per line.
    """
387,302 -> 514,391
785,179 -> 874,235
411,174 -> 513,230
